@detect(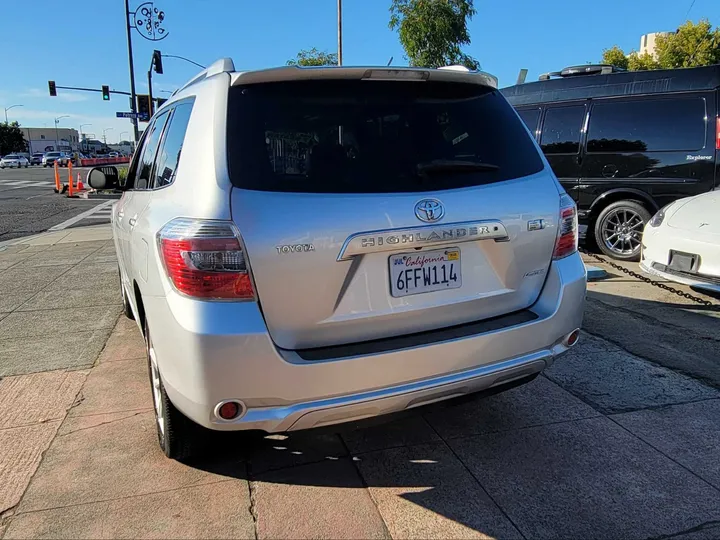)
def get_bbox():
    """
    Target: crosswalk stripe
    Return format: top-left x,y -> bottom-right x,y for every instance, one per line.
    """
48,200 -> 114,231
0,180 -> 53,190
